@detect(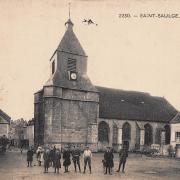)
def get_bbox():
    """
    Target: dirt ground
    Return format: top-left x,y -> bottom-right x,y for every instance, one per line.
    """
0,150 -> 180,180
